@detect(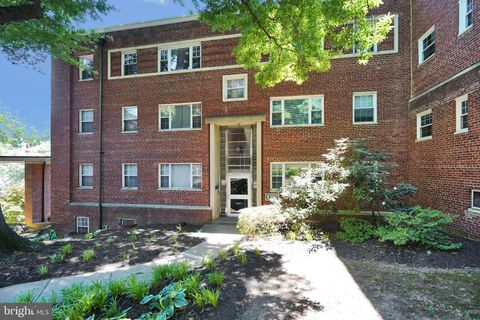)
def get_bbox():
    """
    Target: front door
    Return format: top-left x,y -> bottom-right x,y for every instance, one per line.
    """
226,173 -> 251,215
